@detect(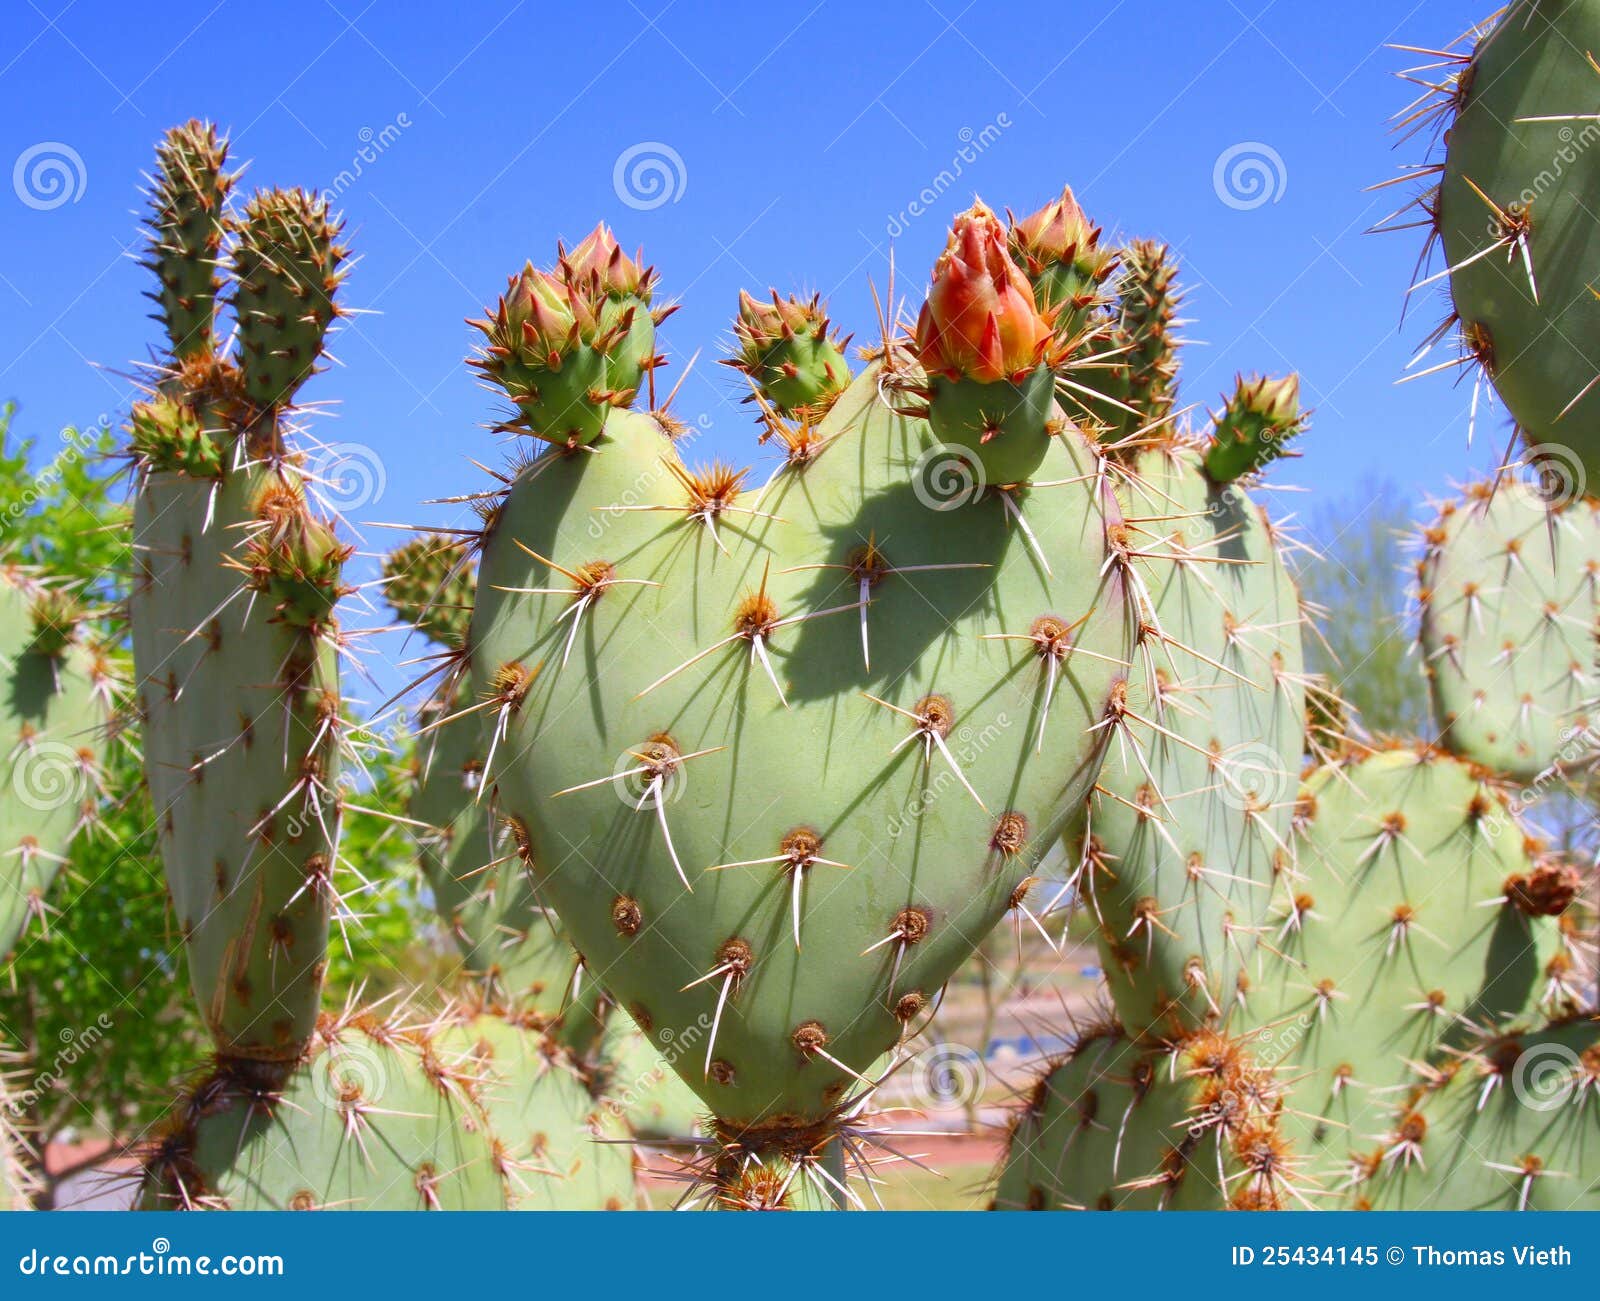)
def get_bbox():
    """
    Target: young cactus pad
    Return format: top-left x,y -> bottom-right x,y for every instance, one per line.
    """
1245,744 -> 1564,1190
1417,480 -> 1600,781
467,203 -> 1137,1169
1,569 -> 112,957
